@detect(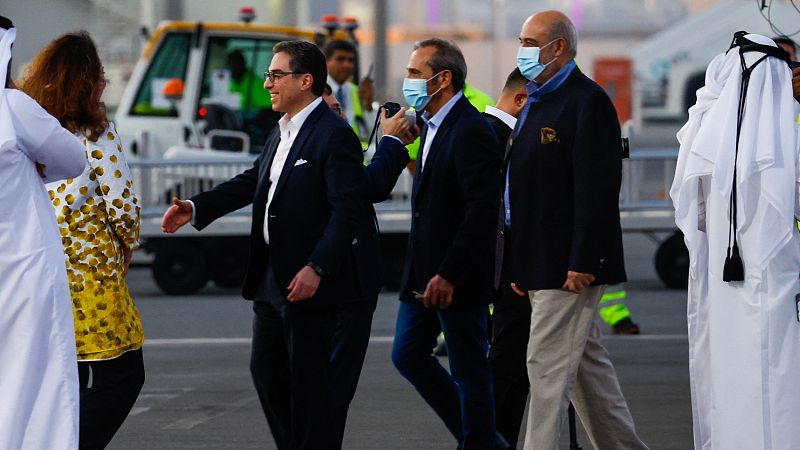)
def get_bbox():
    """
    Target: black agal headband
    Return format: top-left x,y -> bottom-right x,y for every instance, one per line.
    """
0,16 -> 13,31
721,32 -> 791,283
